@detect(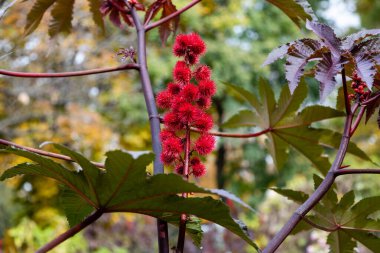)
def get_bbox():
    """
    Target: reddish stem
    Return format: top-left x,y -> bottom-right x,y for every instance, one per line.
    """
0,64 -> 139,78
335,168 -> 380,176
145,0 -> 202,32
176,128 -> 191,253
350,105 -> 366,136
0,138 -> 104,168
191,127 -> 271,138
35,209 -> 103,253
342,67 -> 352,116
